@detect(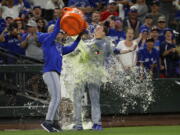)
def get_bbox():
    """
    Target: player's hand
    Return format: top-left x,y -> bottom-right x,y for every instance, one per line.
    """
79,29 -> 87,37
